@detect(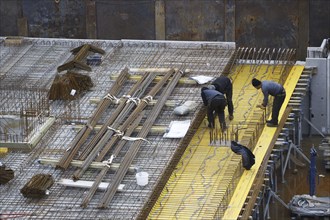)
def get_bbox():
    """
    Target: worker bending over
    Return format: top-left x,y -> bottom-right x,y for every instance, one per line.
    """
208,75 -> 234,120
252,78 -> 286,127
201,87 -> 227,131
